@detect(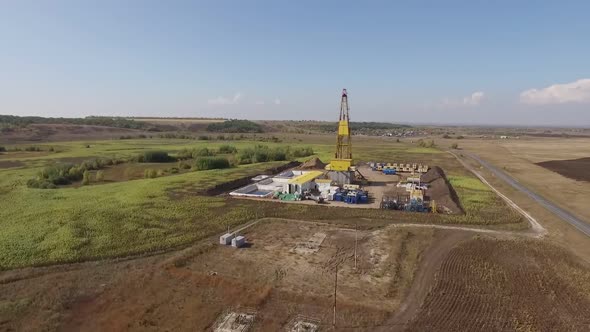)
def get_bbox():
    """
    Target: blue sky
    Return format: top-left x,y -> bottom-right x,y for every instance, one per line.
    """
1,1 -> 589,126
